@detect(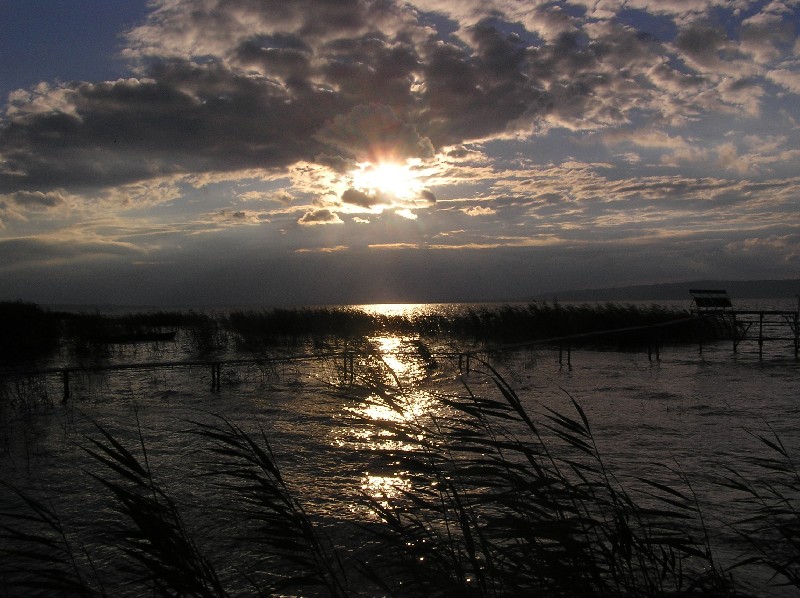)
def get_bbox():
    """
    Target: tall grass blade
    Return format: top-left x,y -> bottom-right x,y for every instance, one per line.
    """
82,422 -> 226,597
191,415 -> 350,597
0,480 -> 102,596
